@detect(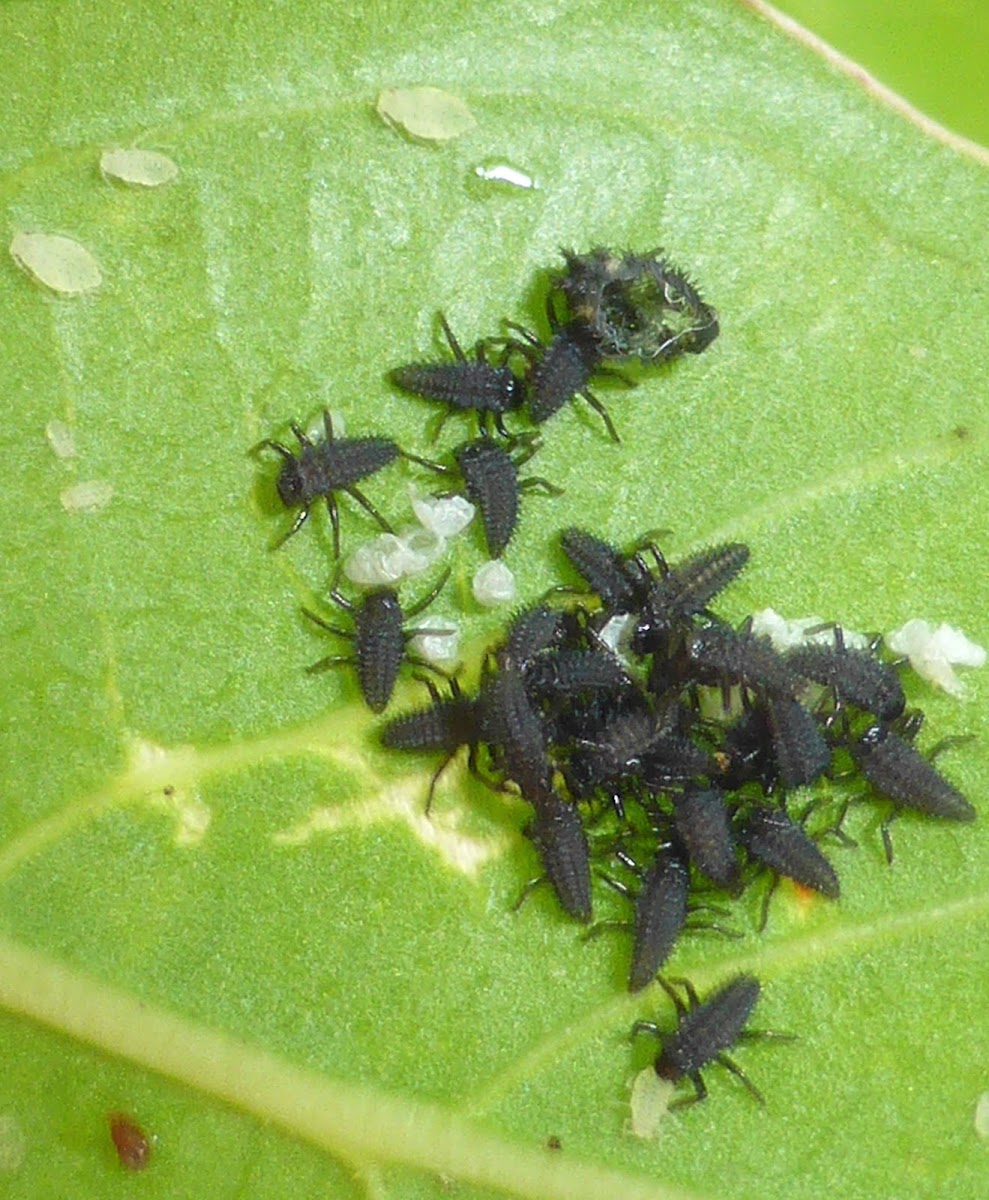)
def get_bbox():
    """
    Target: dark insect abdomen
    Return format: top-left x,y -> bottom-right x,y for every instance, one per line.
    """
739,806 -> 840,898
528,326 -> 601,423
766,695 -> 832,789
525,788 -> 592,923
560,526 -> 639,610
455,439 -> 520,557
657,975 -> 761,1080
525,648 -> 628,697
480,666 -> 550,790
380,696 -> 479,753
393,362 -> 521,413
633,542 -> 750,652
308,436 -> 400,494
854,728 -> 976,821
689,625 -> 799,698
787,644 -> 905,720
354,591 -> 406,713
499,603 -> 566,668
664,543 -> 751,616
672,788 -> 740,890
630,850 -> 689,992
